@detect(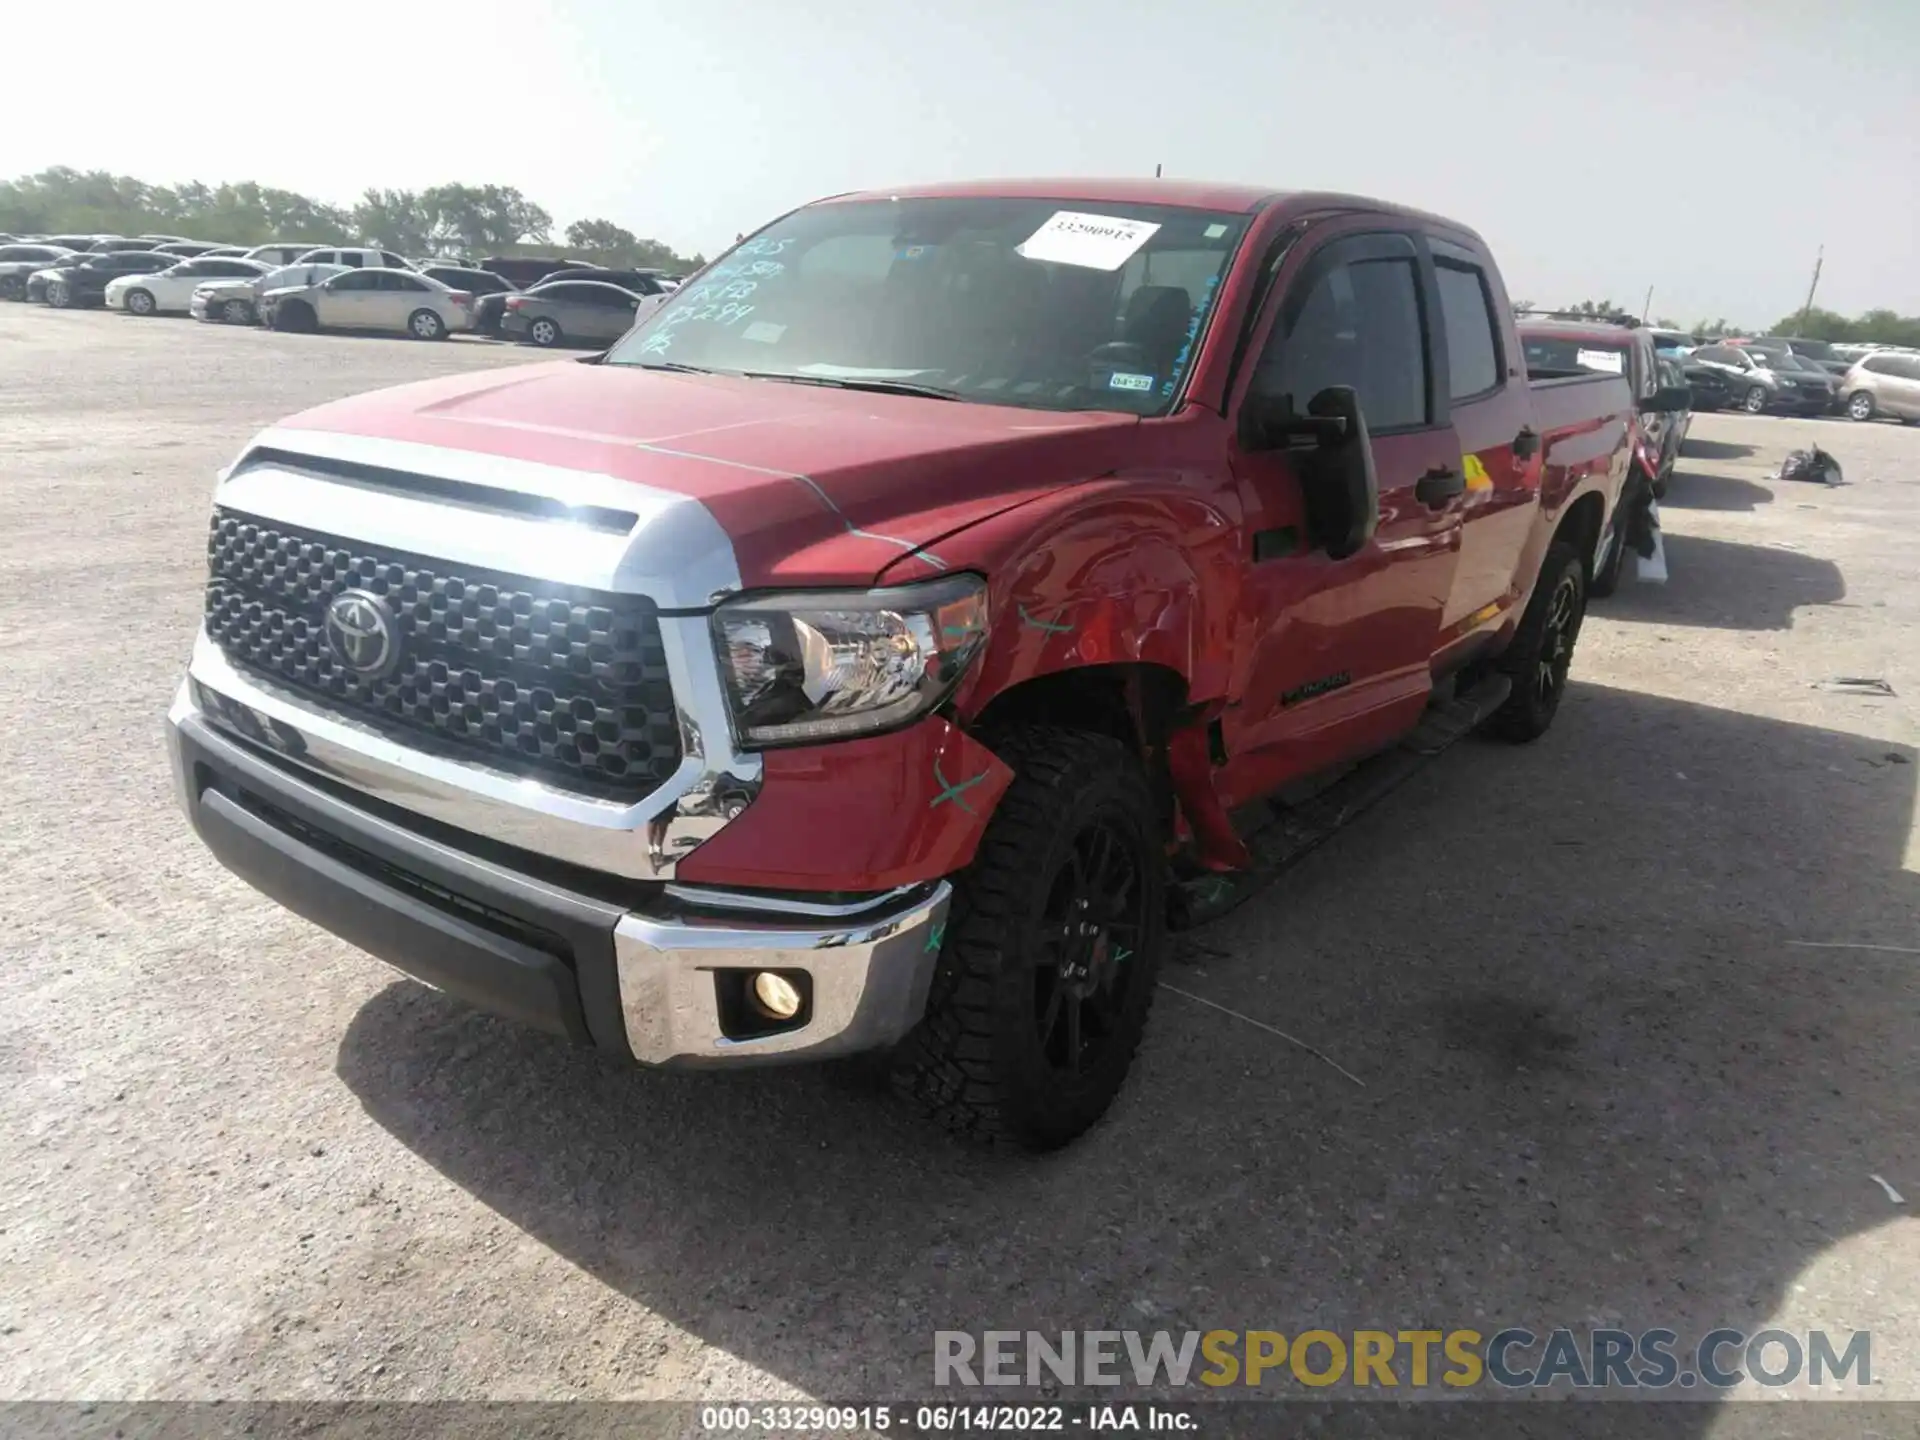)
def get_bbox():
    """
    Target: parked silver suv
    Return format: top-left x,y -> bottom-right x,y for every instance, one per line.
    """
1841,352 -> 1920,423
